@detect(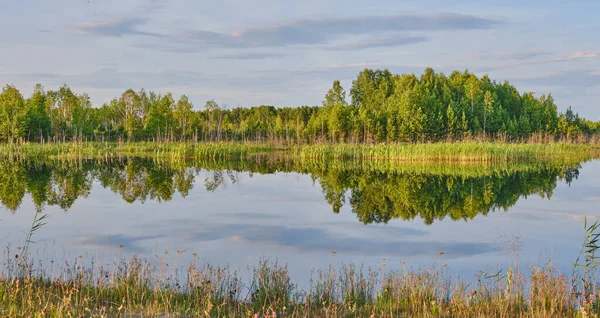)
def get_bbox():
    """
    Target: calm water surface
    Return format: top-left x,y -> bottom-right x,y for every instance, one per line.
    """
1,158 -> 599,282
